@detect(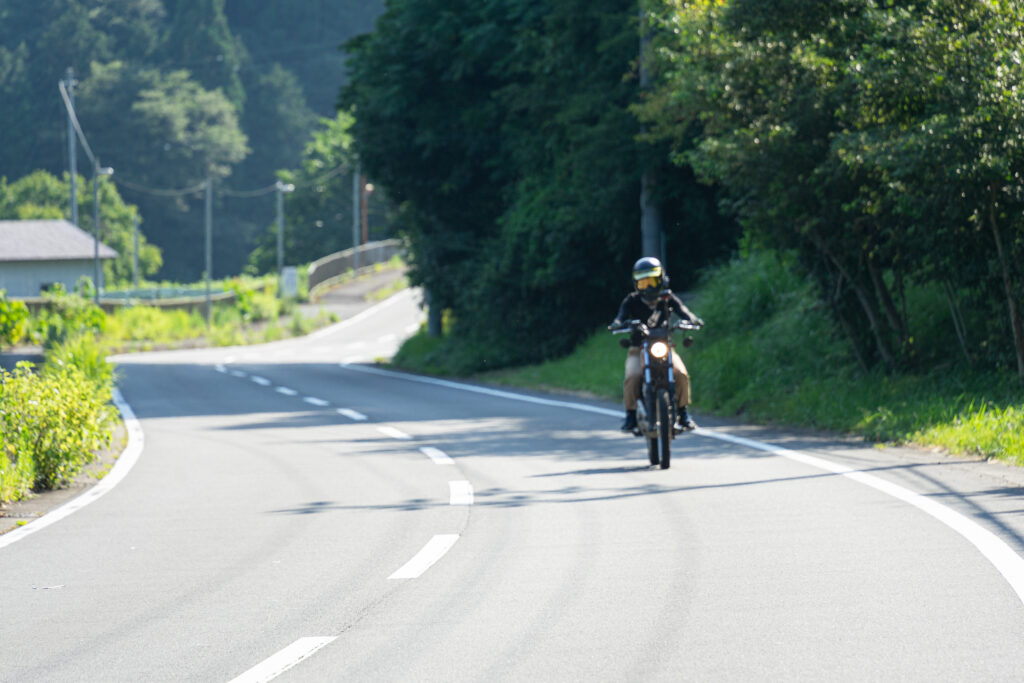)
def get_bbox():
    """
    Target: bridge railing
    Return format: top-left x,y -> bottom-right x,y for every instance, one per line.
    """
307,239 -> 404,299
